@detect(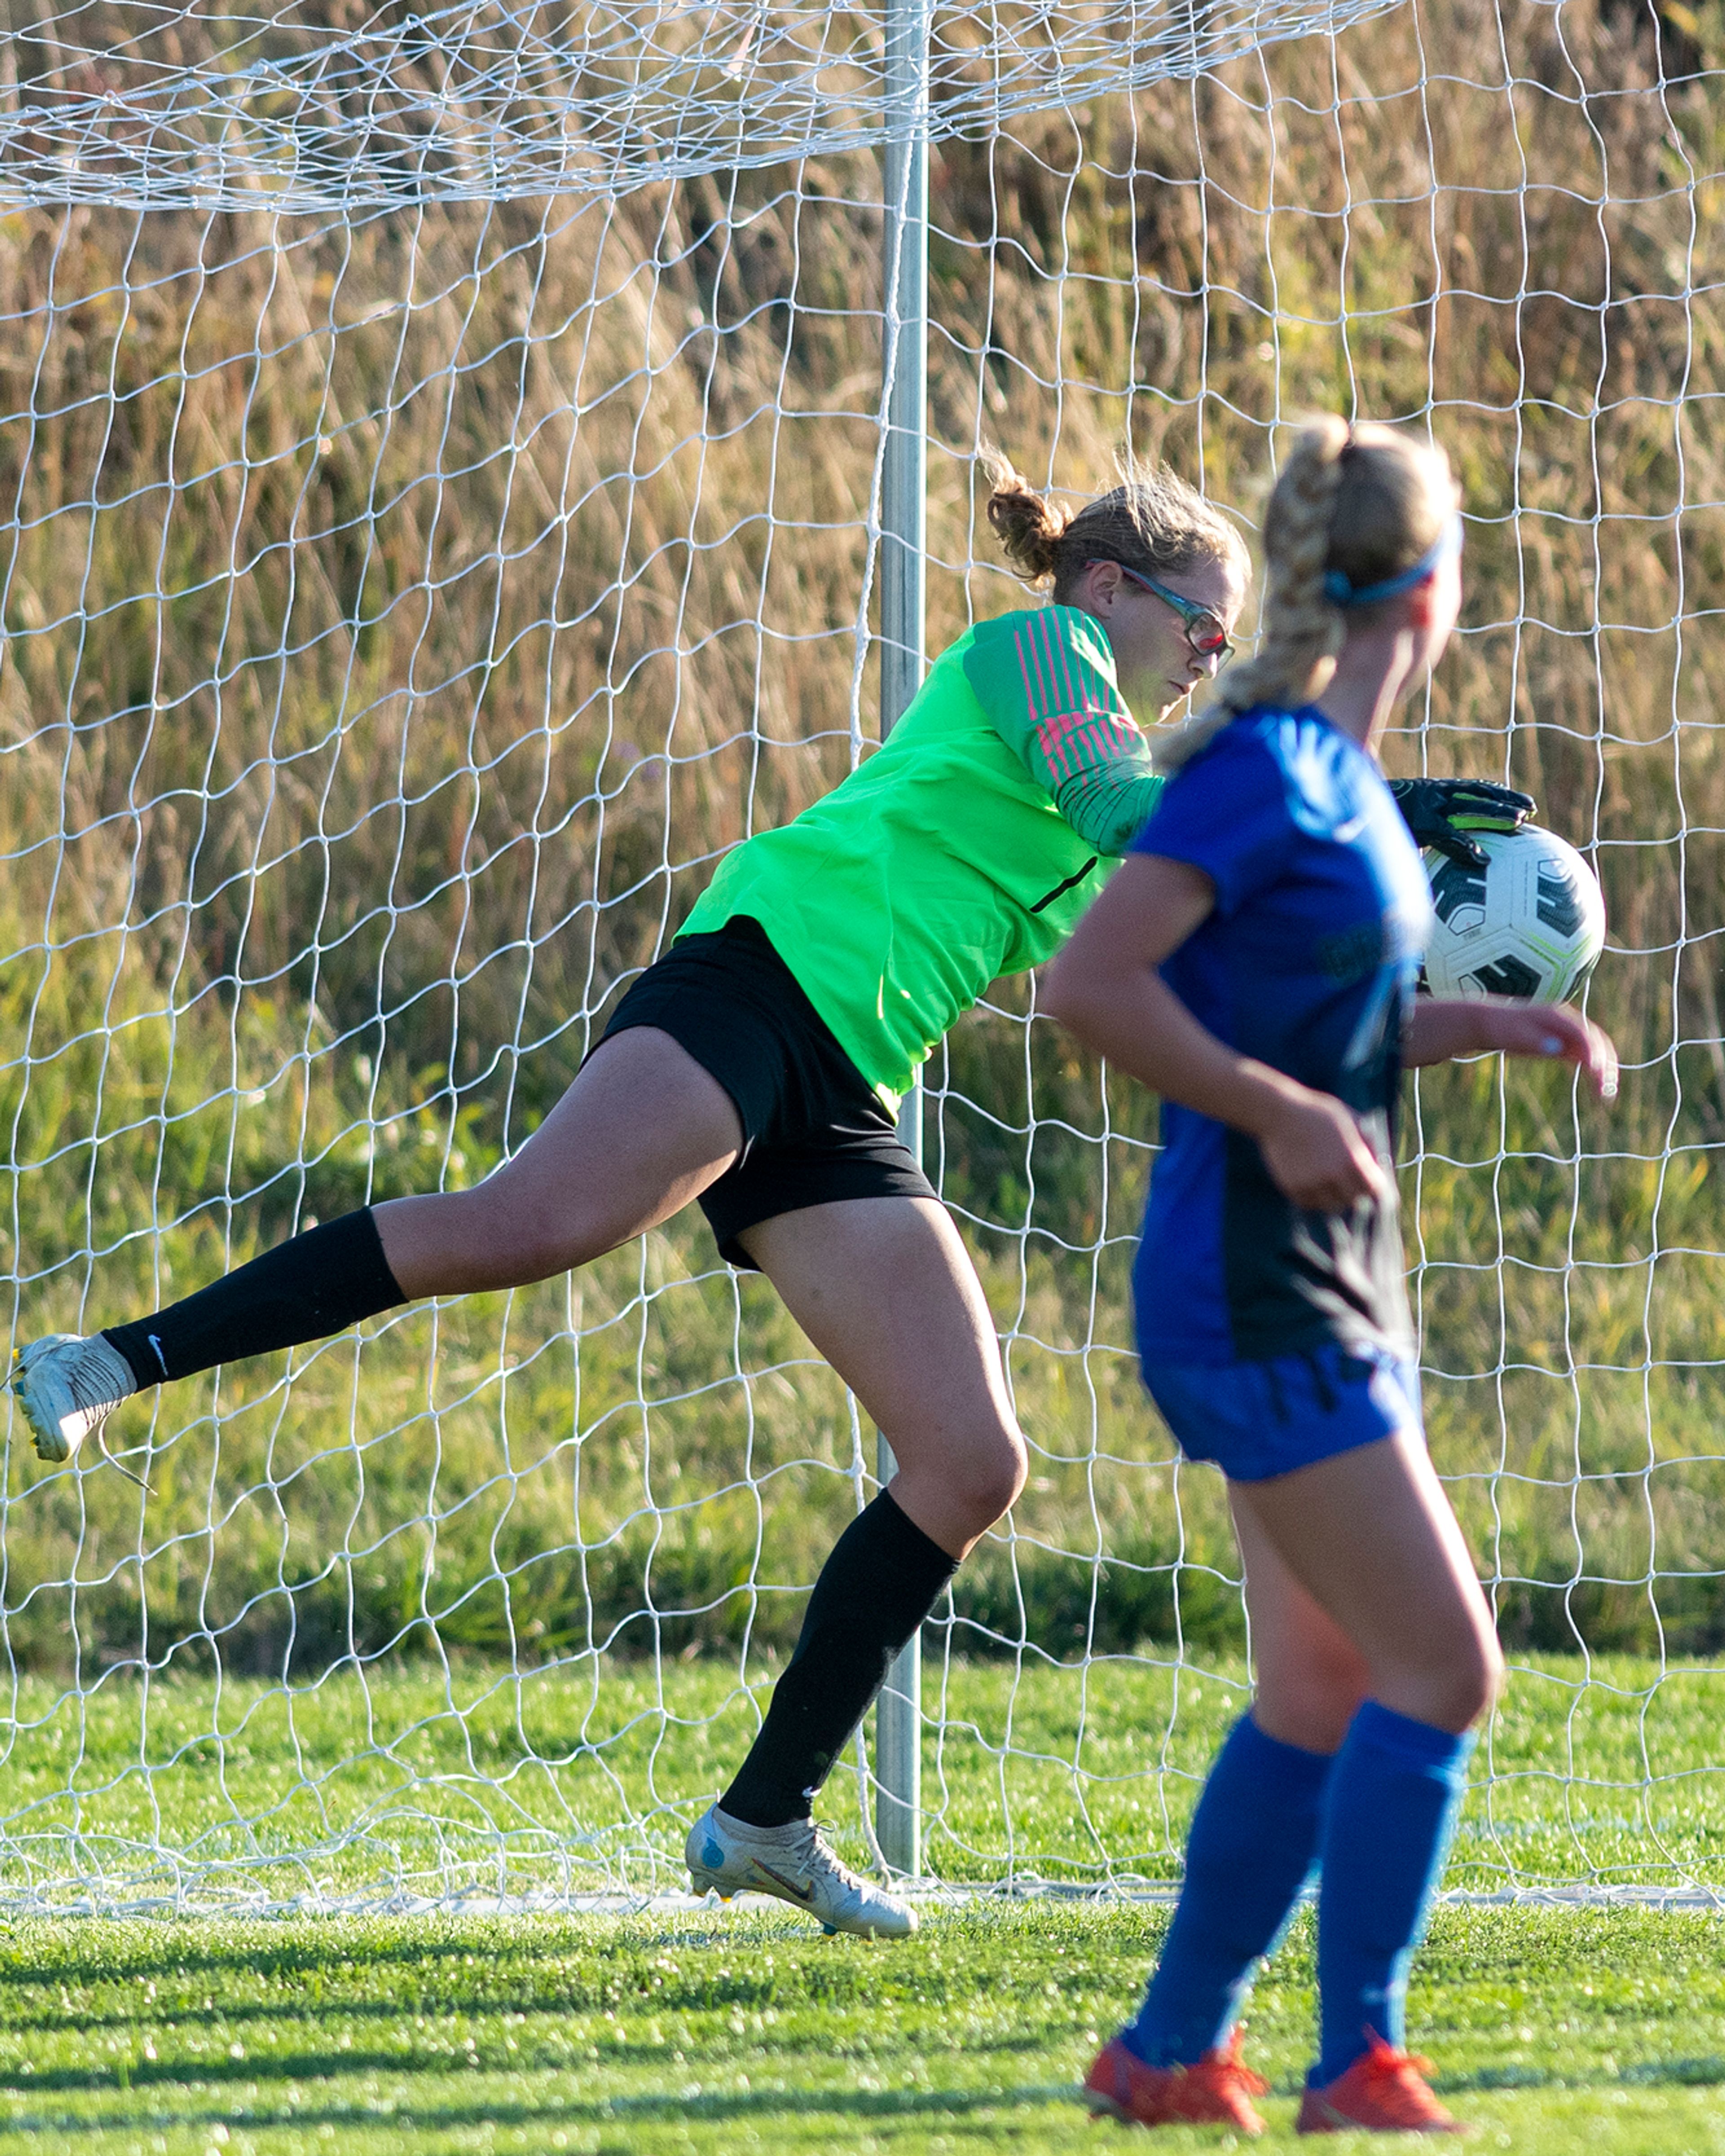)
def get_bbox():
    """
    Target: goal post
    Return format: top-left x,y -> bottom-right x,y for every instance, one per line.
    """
872,0 -> 933,1882
0,0 -> 1721,1914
